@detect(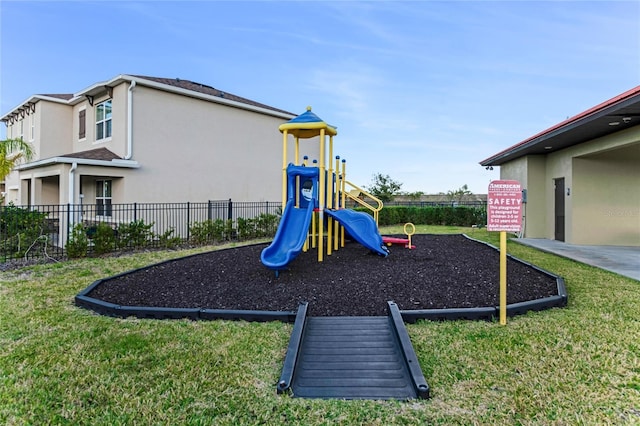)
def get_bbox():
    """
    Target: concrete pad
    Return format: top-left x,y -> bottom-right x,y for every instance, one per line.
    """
514,238 -> 640,281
